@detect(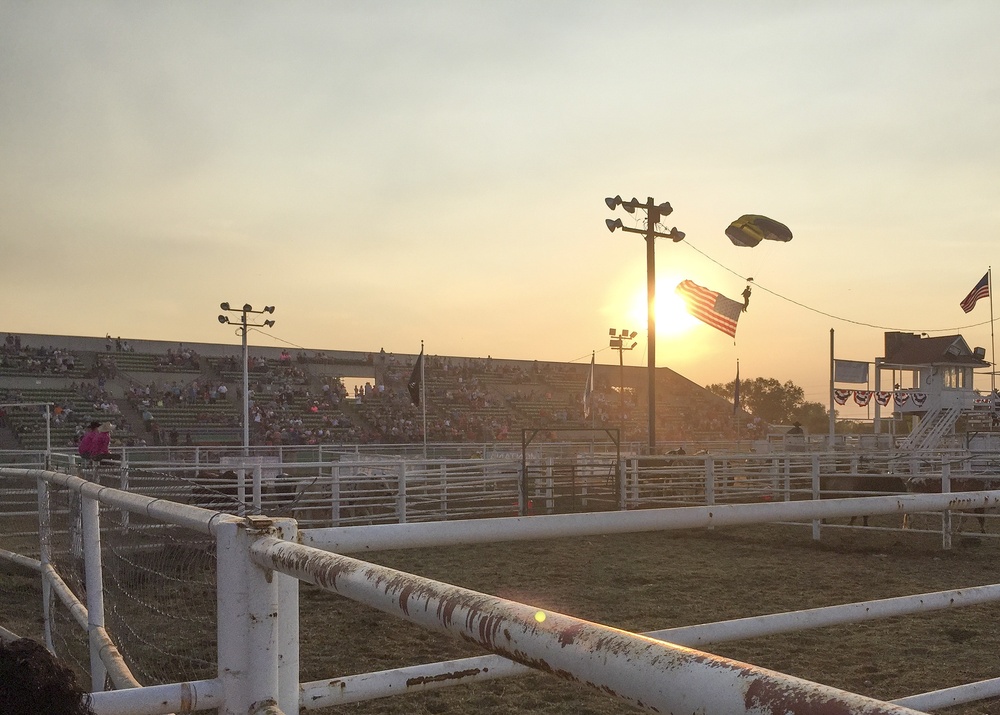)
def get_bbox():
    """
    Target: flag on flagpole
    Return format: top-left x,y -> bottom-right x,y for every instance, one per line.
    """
961,272 -> 990,313
834,359 -> 869,384
407,349 -> 423,406
675,280 -> 743,338
583,352 -> 595,418
733,362 -> 740,416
